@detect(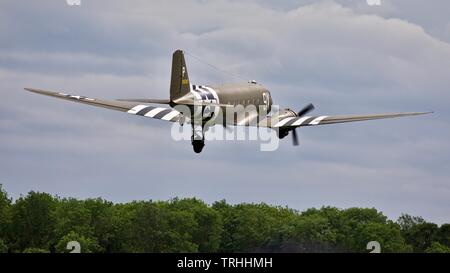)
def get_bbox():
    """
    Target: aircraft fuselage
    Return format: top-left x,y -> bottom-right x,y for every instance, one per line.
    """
172,82 -> 273,126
